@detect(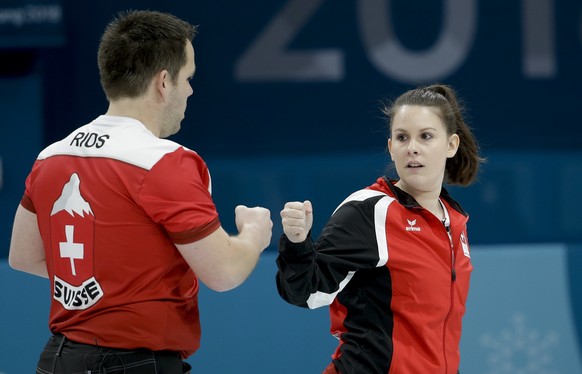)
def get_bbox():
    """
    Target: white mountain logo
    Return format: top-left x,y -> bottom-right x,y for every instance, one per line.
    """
51,173 -> 93,217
